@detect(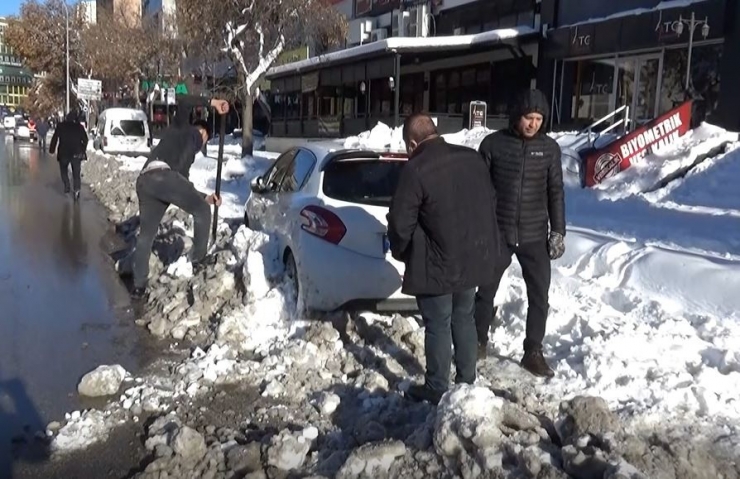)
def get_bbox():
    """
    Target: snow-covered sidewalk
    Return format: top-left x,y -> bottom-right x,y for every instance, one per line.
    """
56,125 -> 740,478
